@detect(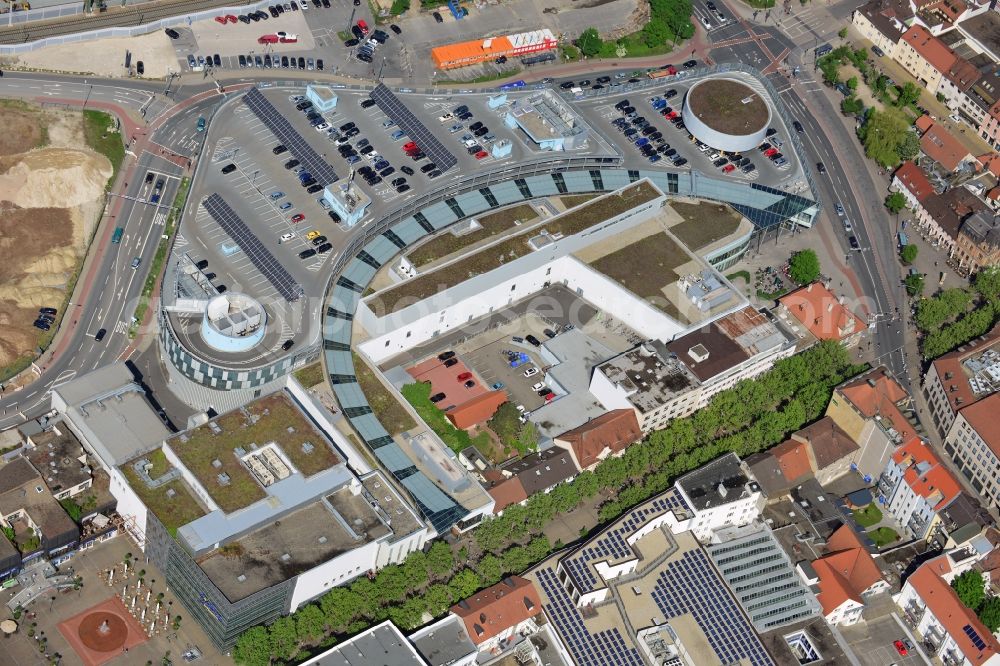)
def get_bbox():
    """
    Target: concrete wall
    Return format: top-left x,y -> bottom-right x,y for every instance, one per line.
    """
289,539 -> 380,611
107,466 -> 150,550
